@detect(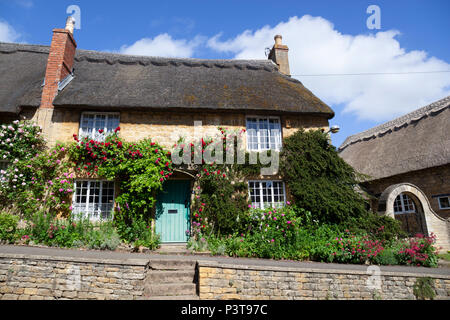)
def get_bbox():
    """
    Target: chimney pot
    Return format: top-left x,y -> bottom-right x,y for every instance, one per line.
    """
274,35 -> 283,45
65,16 -> 76,34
